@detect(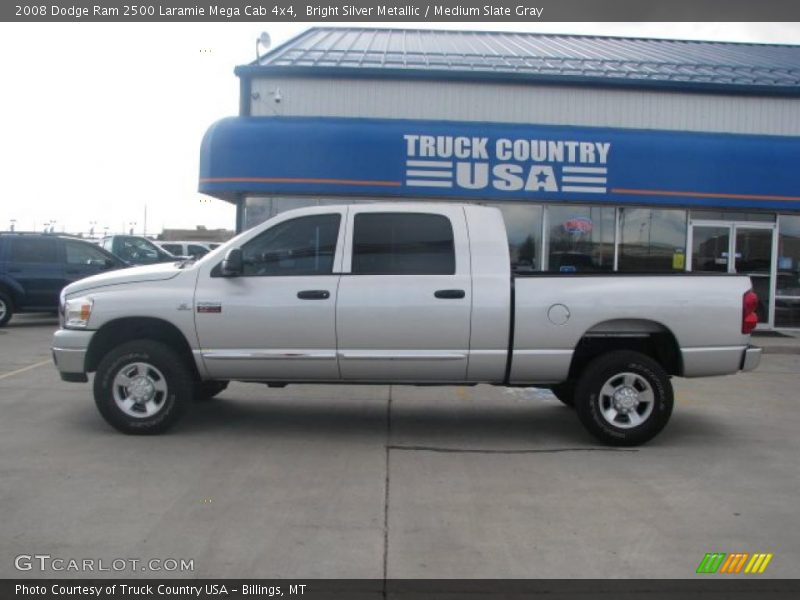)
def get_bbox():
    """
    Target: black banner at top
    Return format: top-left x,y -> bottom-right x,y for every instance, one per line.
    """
3,0 -> 800,22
